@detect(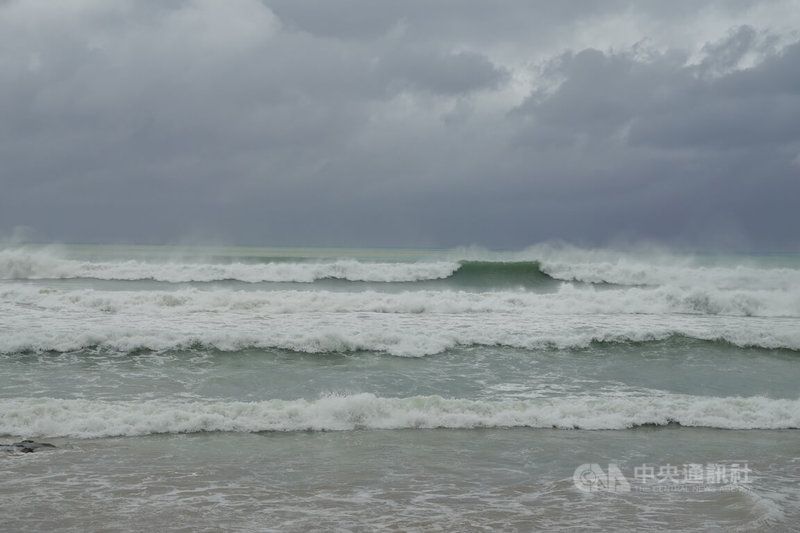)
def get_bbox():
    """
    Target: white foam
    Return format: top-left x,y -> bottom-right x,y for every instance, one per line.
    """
540,260 -> 800,291
2,283 -> 799,355
3,245 -> 799,355
1,393 -> 797,438
3,281 -> 799,317
524,245 -> 800,290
